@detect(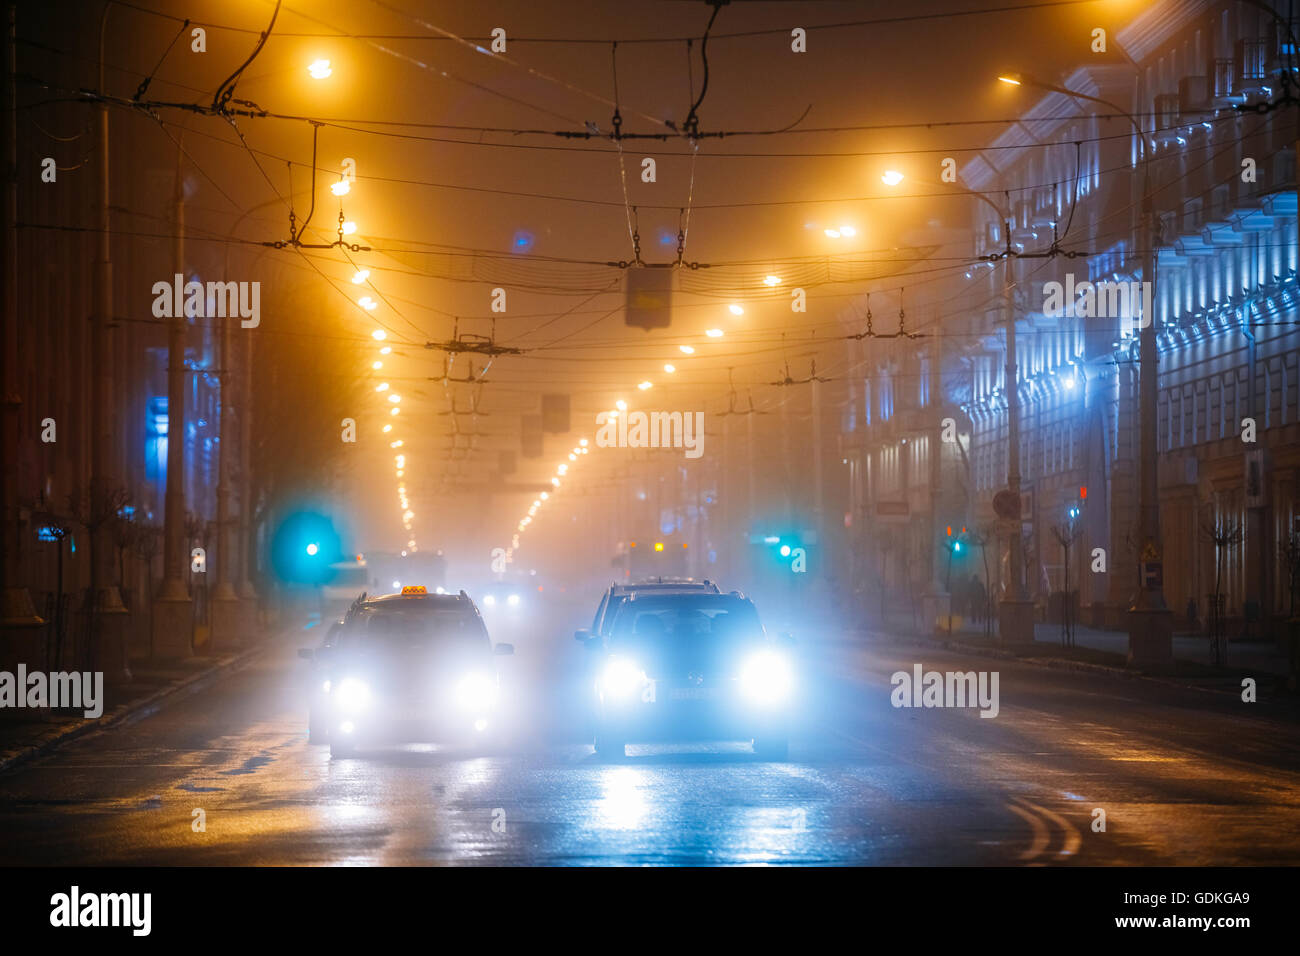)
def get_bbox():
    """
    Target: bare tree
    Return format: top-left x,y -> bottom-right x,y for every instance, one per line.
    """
132,522 -> 162,658
1200,505 -> 1243,667
1281,530 -> 1300,620
970,524 -> 995,639
1051,515 -> 1084,648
